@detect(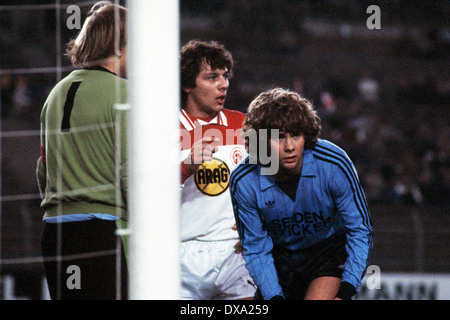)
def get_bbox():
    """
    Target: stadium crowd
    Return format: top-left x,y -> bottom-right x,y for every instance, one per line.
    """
1,0 -> 449,209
